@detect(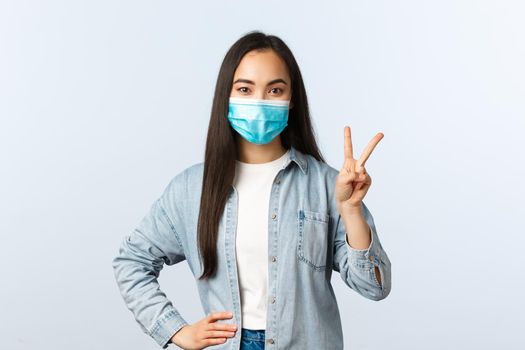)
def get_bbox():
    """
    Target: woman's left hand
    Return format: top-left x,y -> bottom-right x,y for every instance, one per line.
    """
335,126 -> 384,211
